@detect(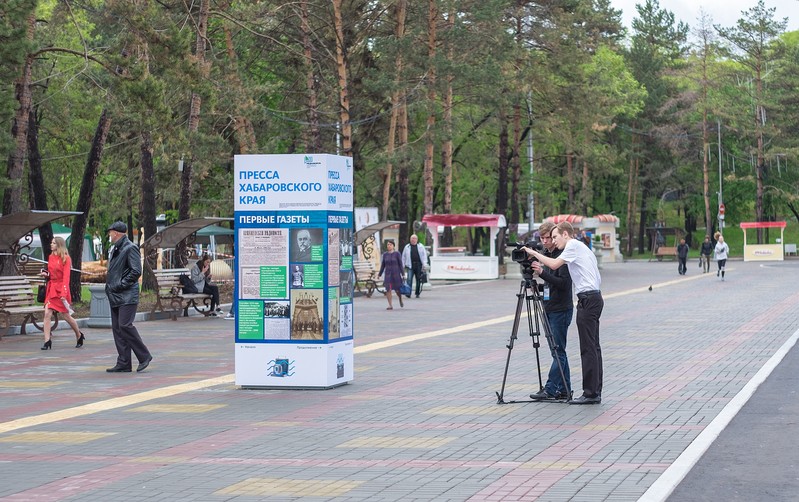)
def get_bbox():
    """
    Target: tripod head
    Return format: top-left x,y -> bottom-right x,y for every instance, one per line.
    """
518,262 -> 543,299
